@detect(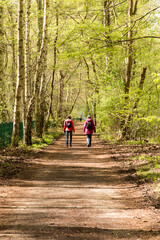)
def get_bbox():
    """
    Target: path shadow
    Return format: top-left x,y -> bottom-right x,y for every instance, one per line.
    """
1,224 -> 159,240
